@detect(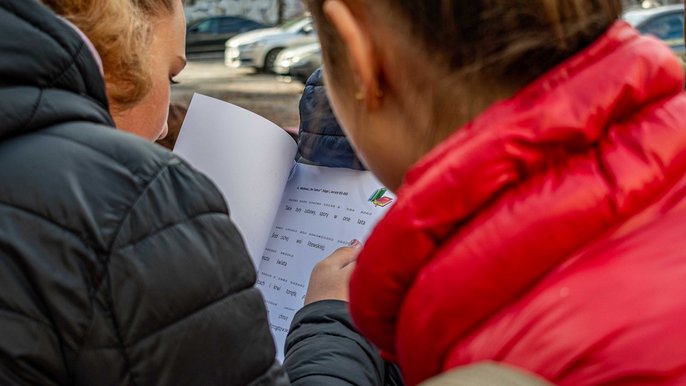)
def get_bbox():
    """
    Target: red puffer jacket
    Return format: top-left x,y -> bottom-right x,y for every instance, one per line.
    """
350,22 -> 686,386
